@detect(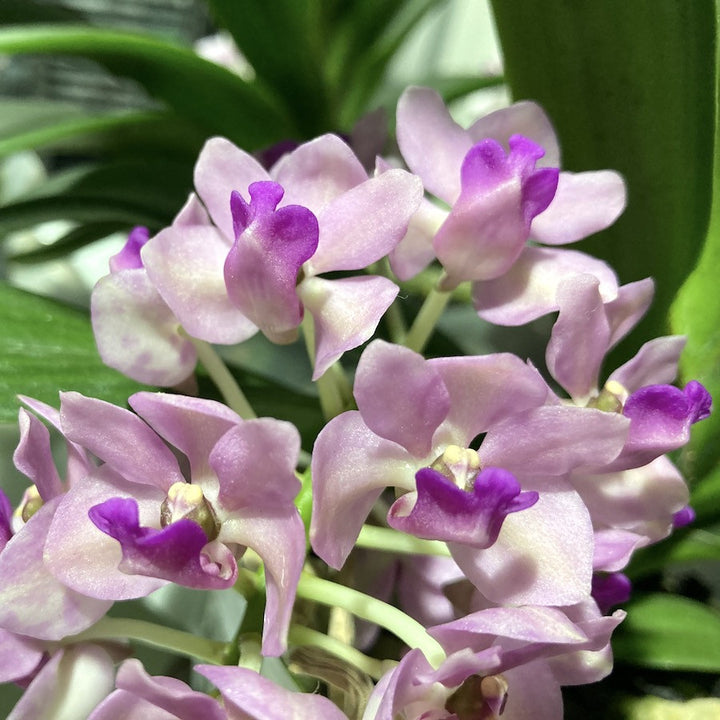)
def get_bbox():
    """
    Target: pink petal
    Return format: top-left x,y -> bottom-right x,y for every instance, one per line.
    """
0,498 -> 112,640
609,336 -> 686,392
298,275 -> 399,379
91,270 -> 197,386
310,411 -> 414,569
546,274 -> 611,400
473,246 -> 619,325
354,340 -> 449,457
429,353 -> 548,445
209,419 -> 301,511
396,86 -> 473,204
306,169 -> 423,275
198,665 -> 348,719
91,659 -> 226,720
605,277 -> 655,348
12,644 -> 116,720
219,508 -> 305,656
129,392 -> 242,480
531,170 -> 626,244
193,136 -> 269,239
271,133 -> 368,215
573,456 -> 689,543
14,408 -> 63,501
45,468 -> 167,600
0,630 -> 44,683
480,405 -> 629,475
450,477 -> 593,605
142,223 -> 258,345
388,195 -> 447,280
60,392 -> 184,491
468,101 -> 560,167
